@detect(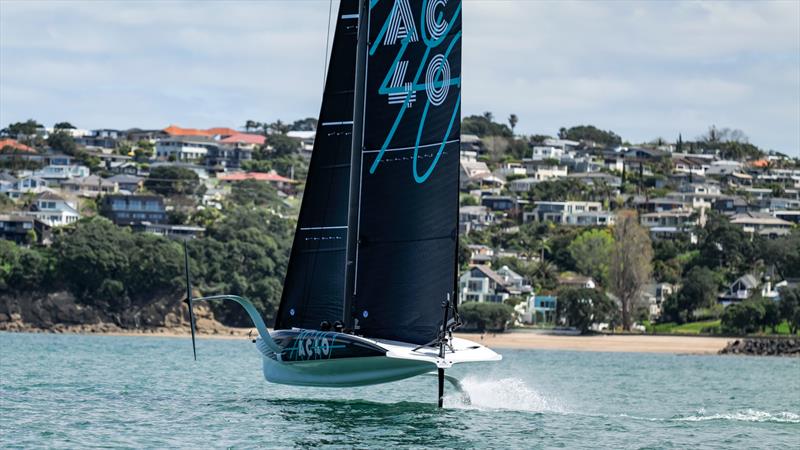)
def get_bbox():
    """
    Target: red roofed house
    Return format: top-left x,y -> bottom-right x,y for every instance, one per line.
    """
0,138 -> 36,153
163,125 -> 238,138
217,171 -> 297,193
